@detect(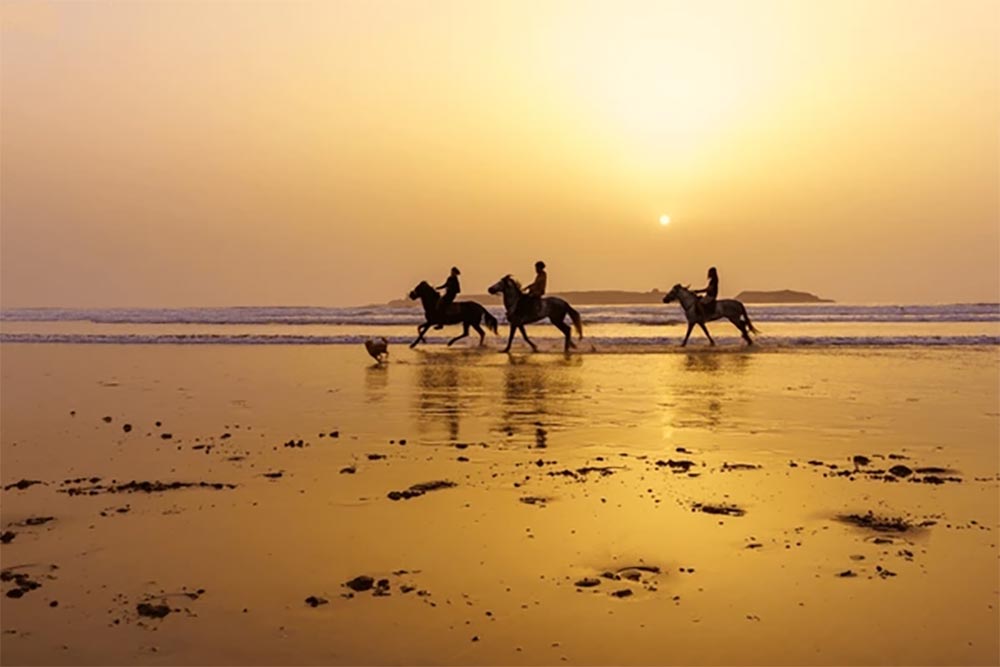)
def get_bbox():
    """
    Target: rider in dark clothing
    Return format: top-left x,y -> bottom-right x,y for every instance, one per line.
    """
519,261 -> 547,319
434,267 -> 461,328
692,266 -> 718,319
